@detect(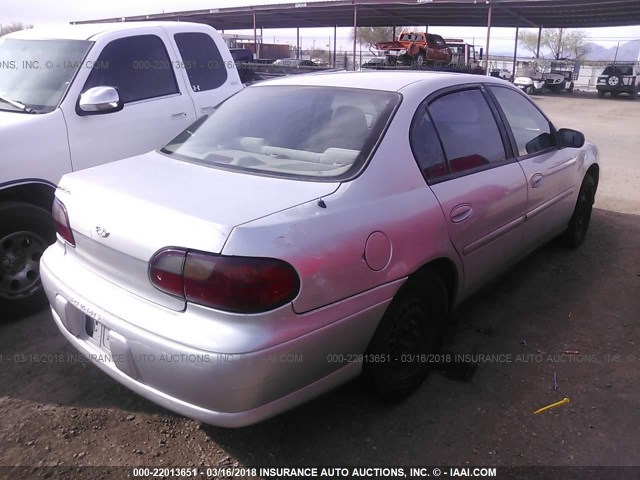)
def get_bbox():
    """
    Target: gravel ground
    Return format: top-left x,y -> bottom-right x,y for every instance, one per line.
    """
1,91 -> 639,476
